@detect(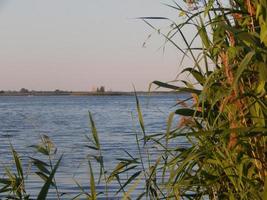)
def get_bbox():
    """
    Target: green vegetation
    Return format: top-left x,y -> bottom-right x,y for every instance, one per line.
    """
0,0 -> 267,199
0,136 -> 62,200
88,0 -> 267,199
